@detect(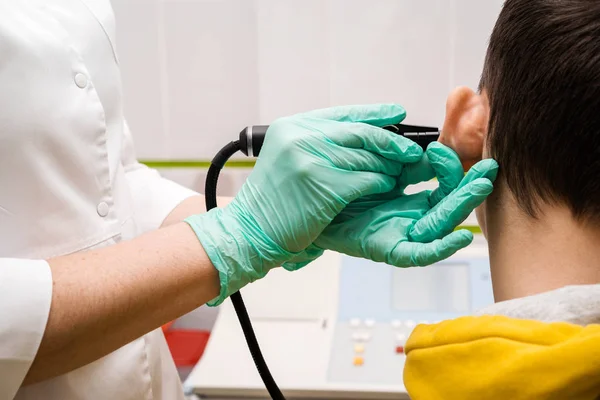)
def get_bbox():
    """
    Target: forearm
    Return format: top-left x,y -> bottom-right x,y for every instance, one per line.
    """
161,195 -> 234,227
25,222 -> 219,384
